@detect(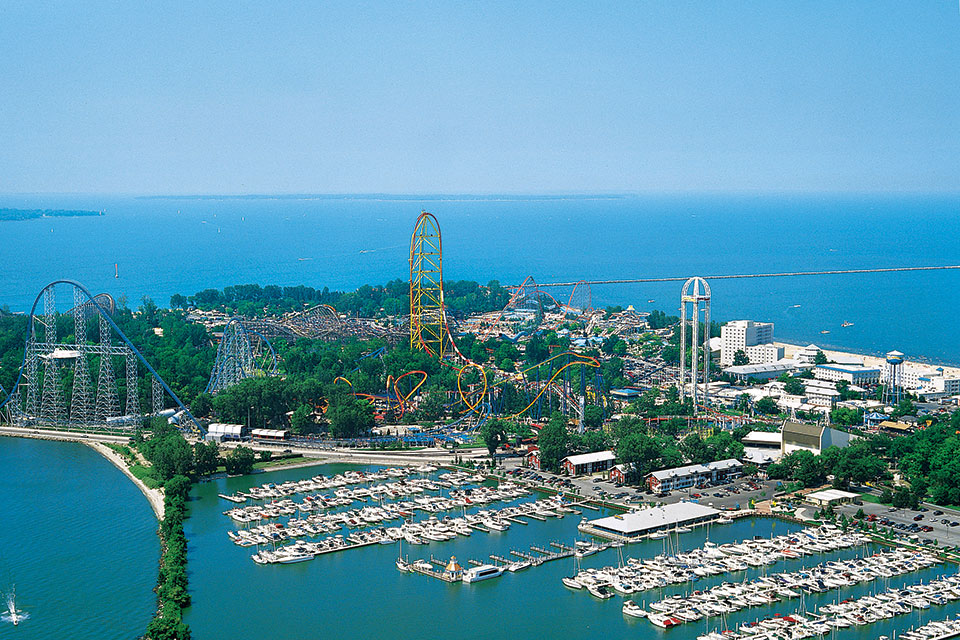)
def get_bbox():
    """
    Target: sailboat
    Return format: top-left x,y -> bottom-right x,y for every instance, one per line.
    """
395,536 -> 410,572
562,553 -> 583,589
